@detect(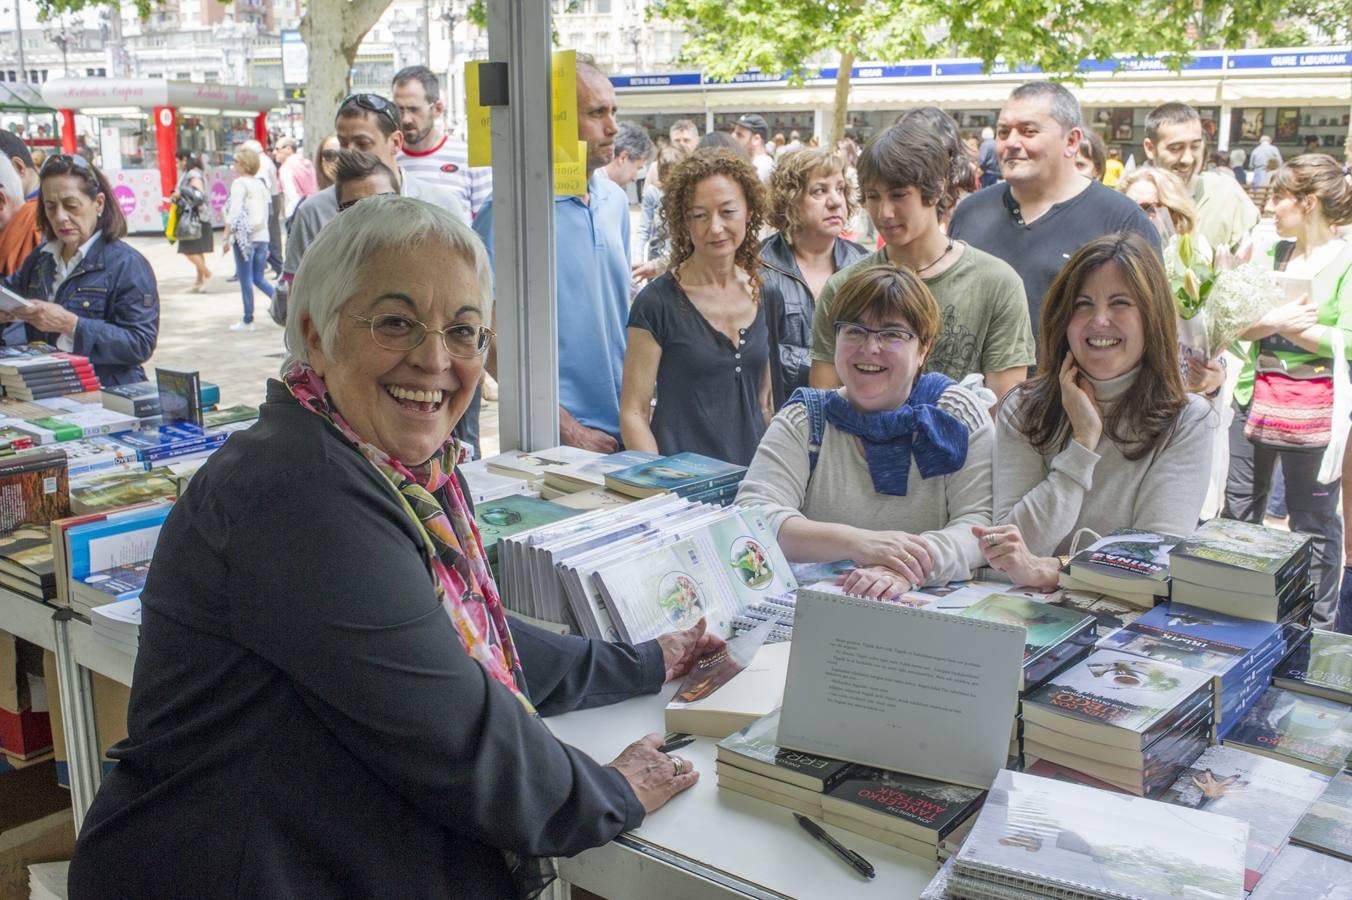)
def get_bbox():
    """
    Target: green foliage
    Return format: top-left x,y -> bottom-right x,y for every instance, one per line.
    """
38,0 -> 162,21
